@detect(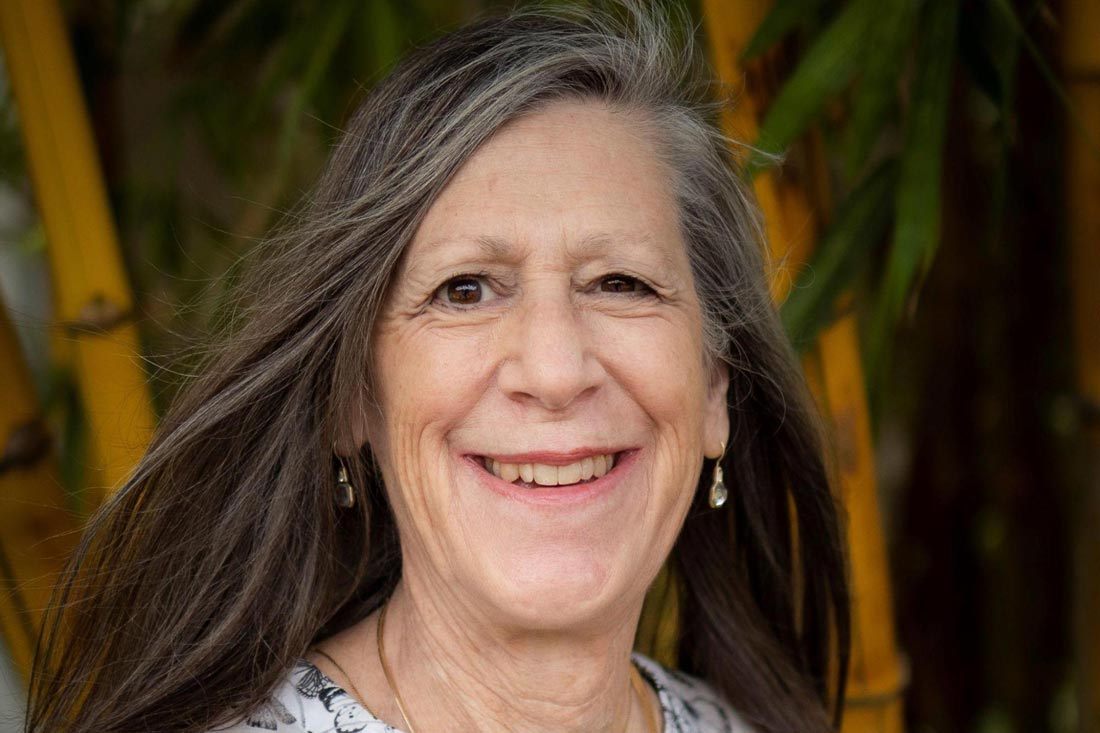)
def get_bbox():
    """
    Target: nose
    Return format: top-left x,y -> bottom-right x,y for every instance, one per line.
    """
497,286 -> 604,411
